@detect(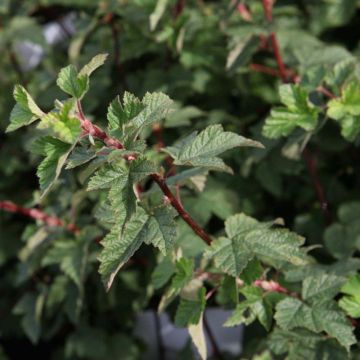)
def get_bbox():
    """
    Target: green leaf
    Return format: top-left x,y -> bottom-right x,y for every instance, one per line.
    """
275,297 -> 317,332
57,64 -> 89,99
38,99 -> 81,143
78,53 -> 108,76
132,92 -> 173,131
107,92 -> 144,132
7,85 -> 44,132
339,296 -> 360,318
13,293 -> 45,344
275,298 -> 356,351
42,238 -> 90,288
143,206 -> 177,255
206,213 -> 308,277
338,275 -> 360,318
225,286 -> 273,330
175,286 -> 206,327
263,84 -> 319,139
88,157 -> 158,224
171,258 -> 194,293
99,206 -> 176,290
327,81 -> 360,140
66,146 -> 97,169
150,0 -> 169,31
164,124 -> 263,173
36,137 -> 73,198
99,207 -> 149,290
302,274 -> 345,304
151,256 -> 175,289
